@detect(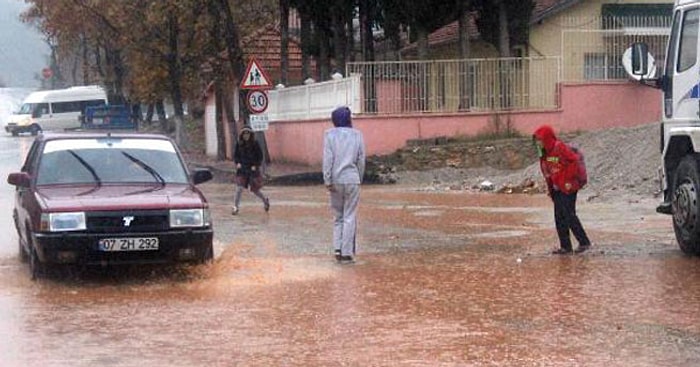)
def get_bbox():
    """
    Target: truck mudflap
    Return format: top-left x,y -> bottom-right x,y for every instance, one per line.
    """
656,166 -> 672,214
657,202 -> 672,214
